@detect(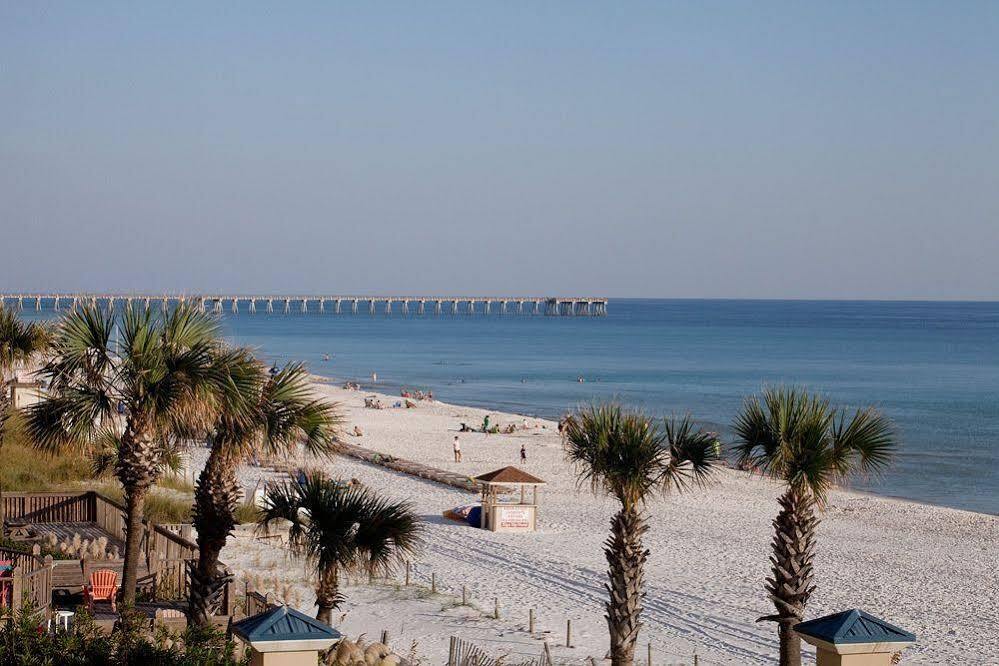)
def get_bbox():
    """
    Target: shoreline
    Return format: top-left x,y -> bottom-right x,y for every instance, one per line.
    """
311,373 -> 998,519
